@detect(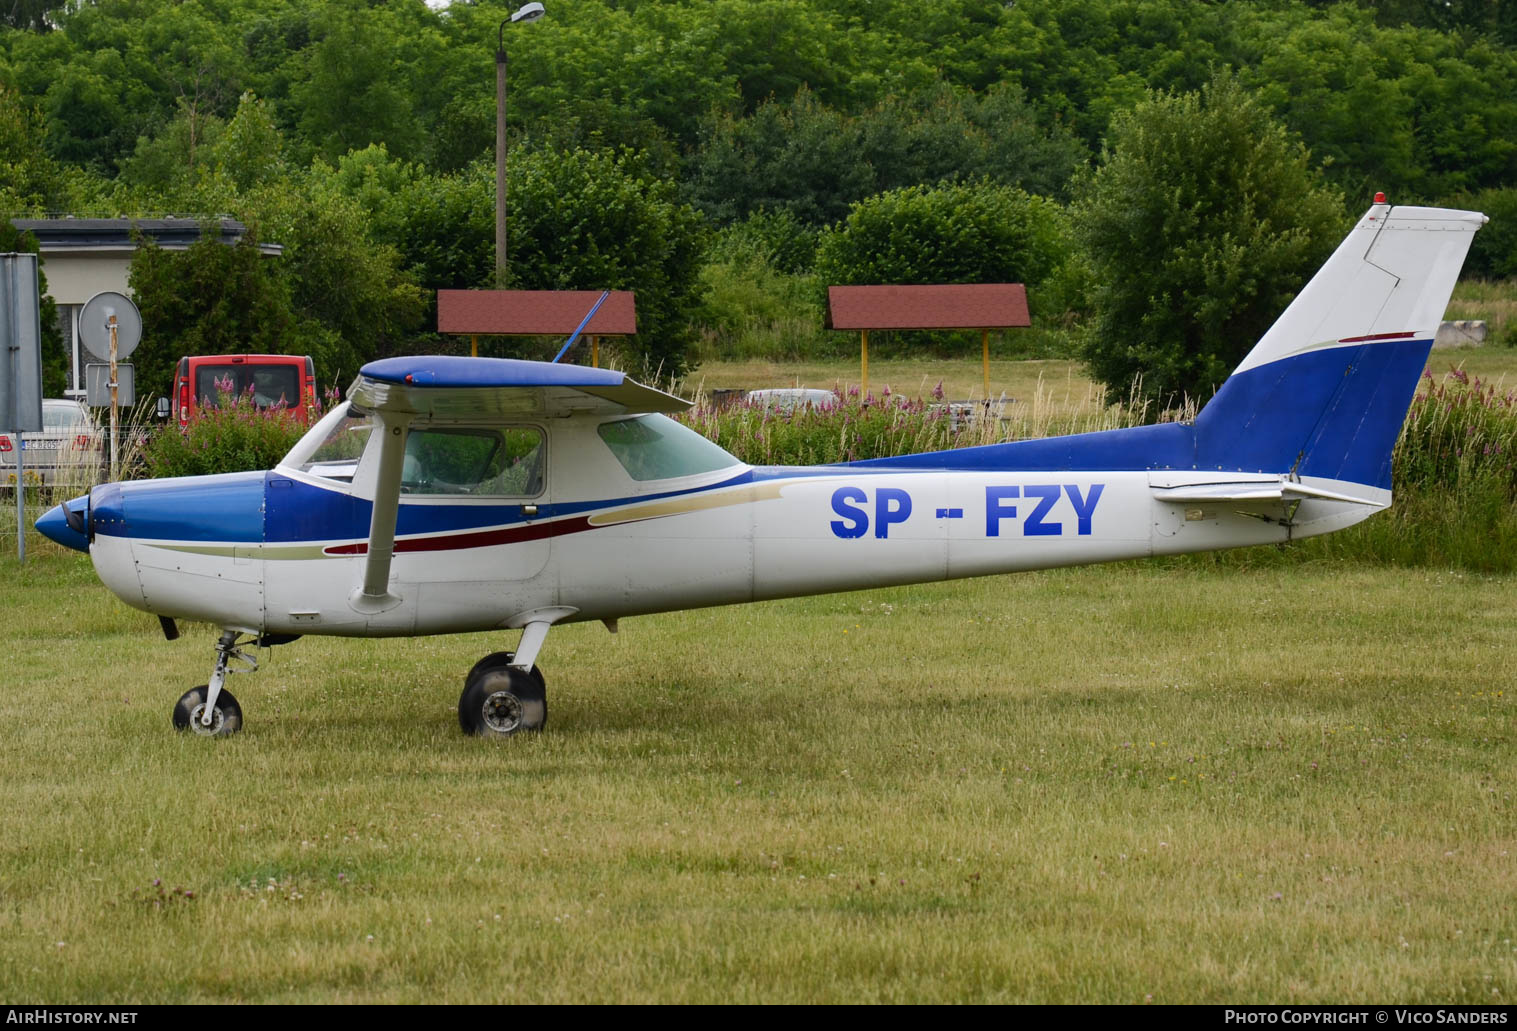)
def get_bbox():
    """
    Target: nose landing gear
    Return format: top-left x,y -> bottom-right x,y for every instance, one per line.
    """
171,629 -> 259,737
